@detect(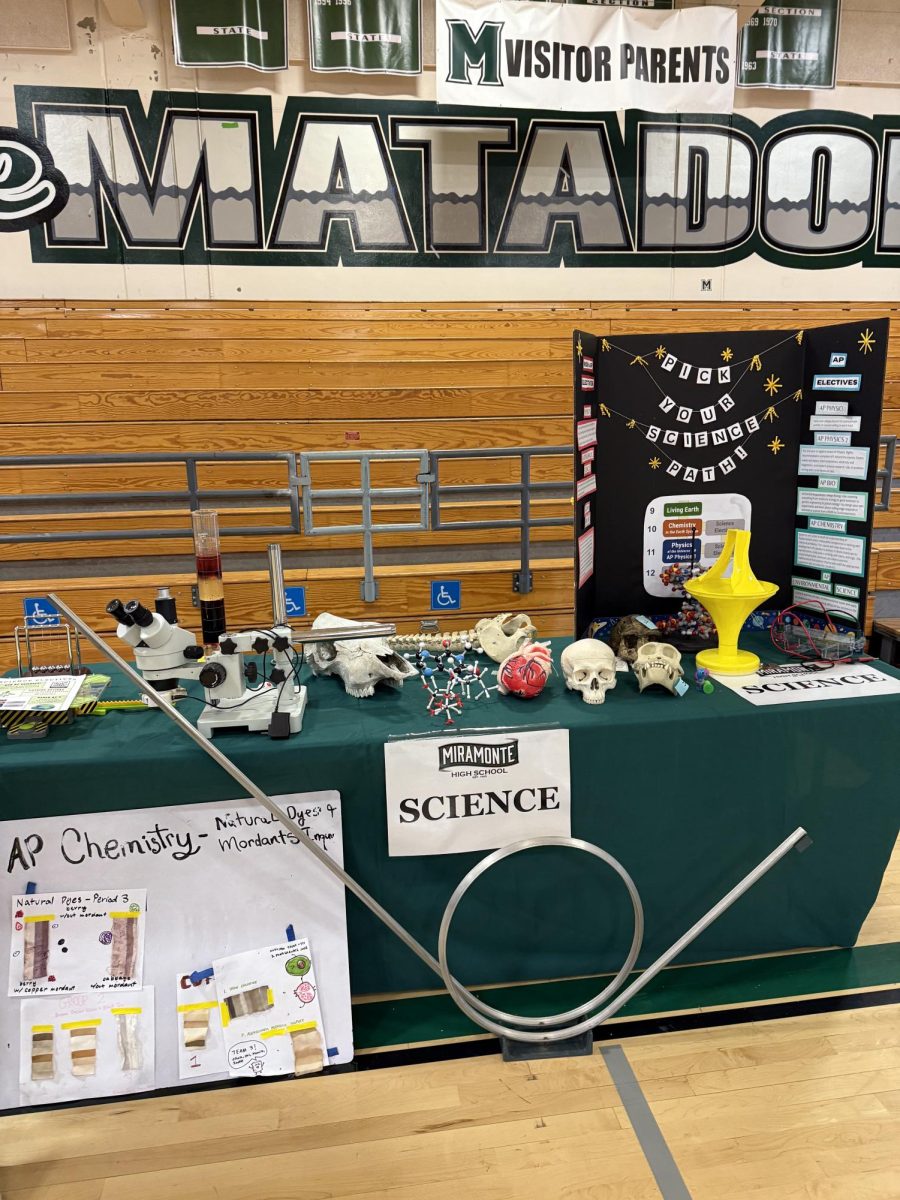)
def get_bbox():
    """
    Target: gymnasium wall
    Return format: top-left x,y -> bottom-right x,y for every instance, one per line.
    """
1,1 -> 899,662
